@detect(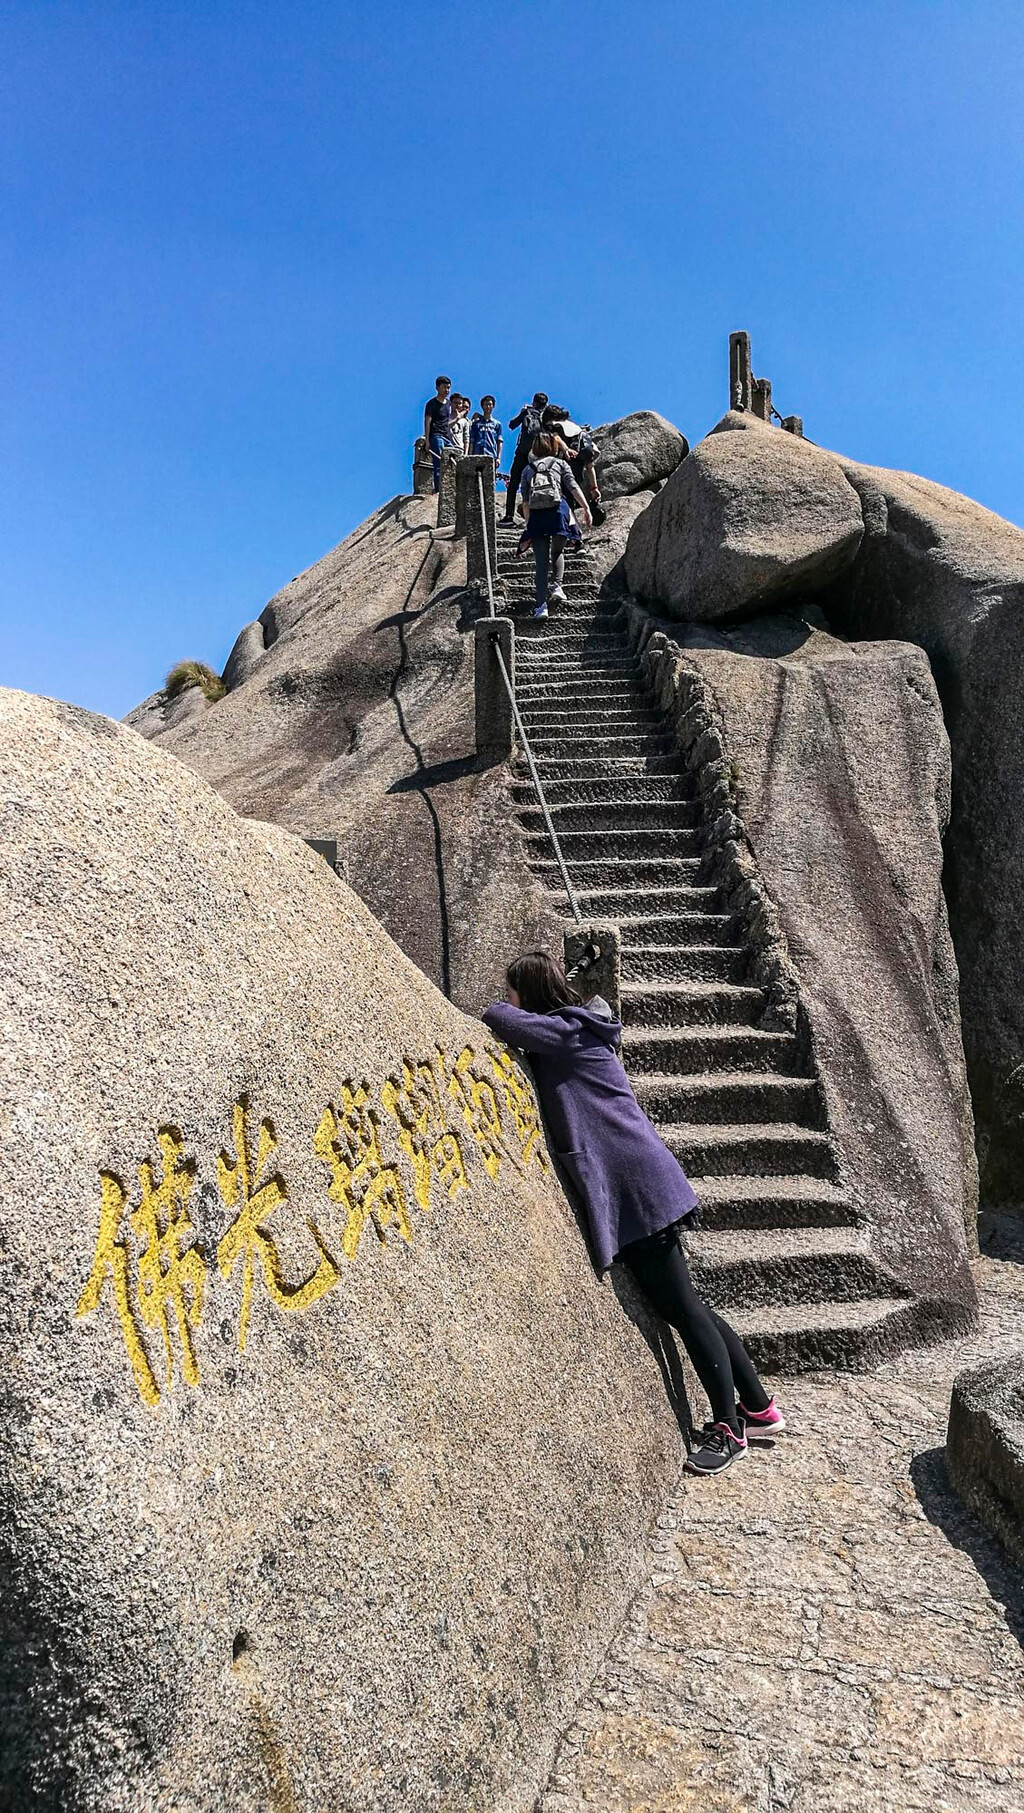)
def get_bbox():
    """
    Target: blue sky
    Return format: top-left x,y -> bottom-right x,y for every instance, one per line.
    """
3,1 -> 1023,719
